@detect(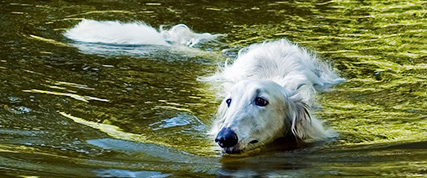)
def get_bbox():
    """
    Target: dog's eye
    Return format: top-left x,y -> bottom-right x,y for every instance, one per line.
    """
225,98 -> 232,107
254,97 -> 268,106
